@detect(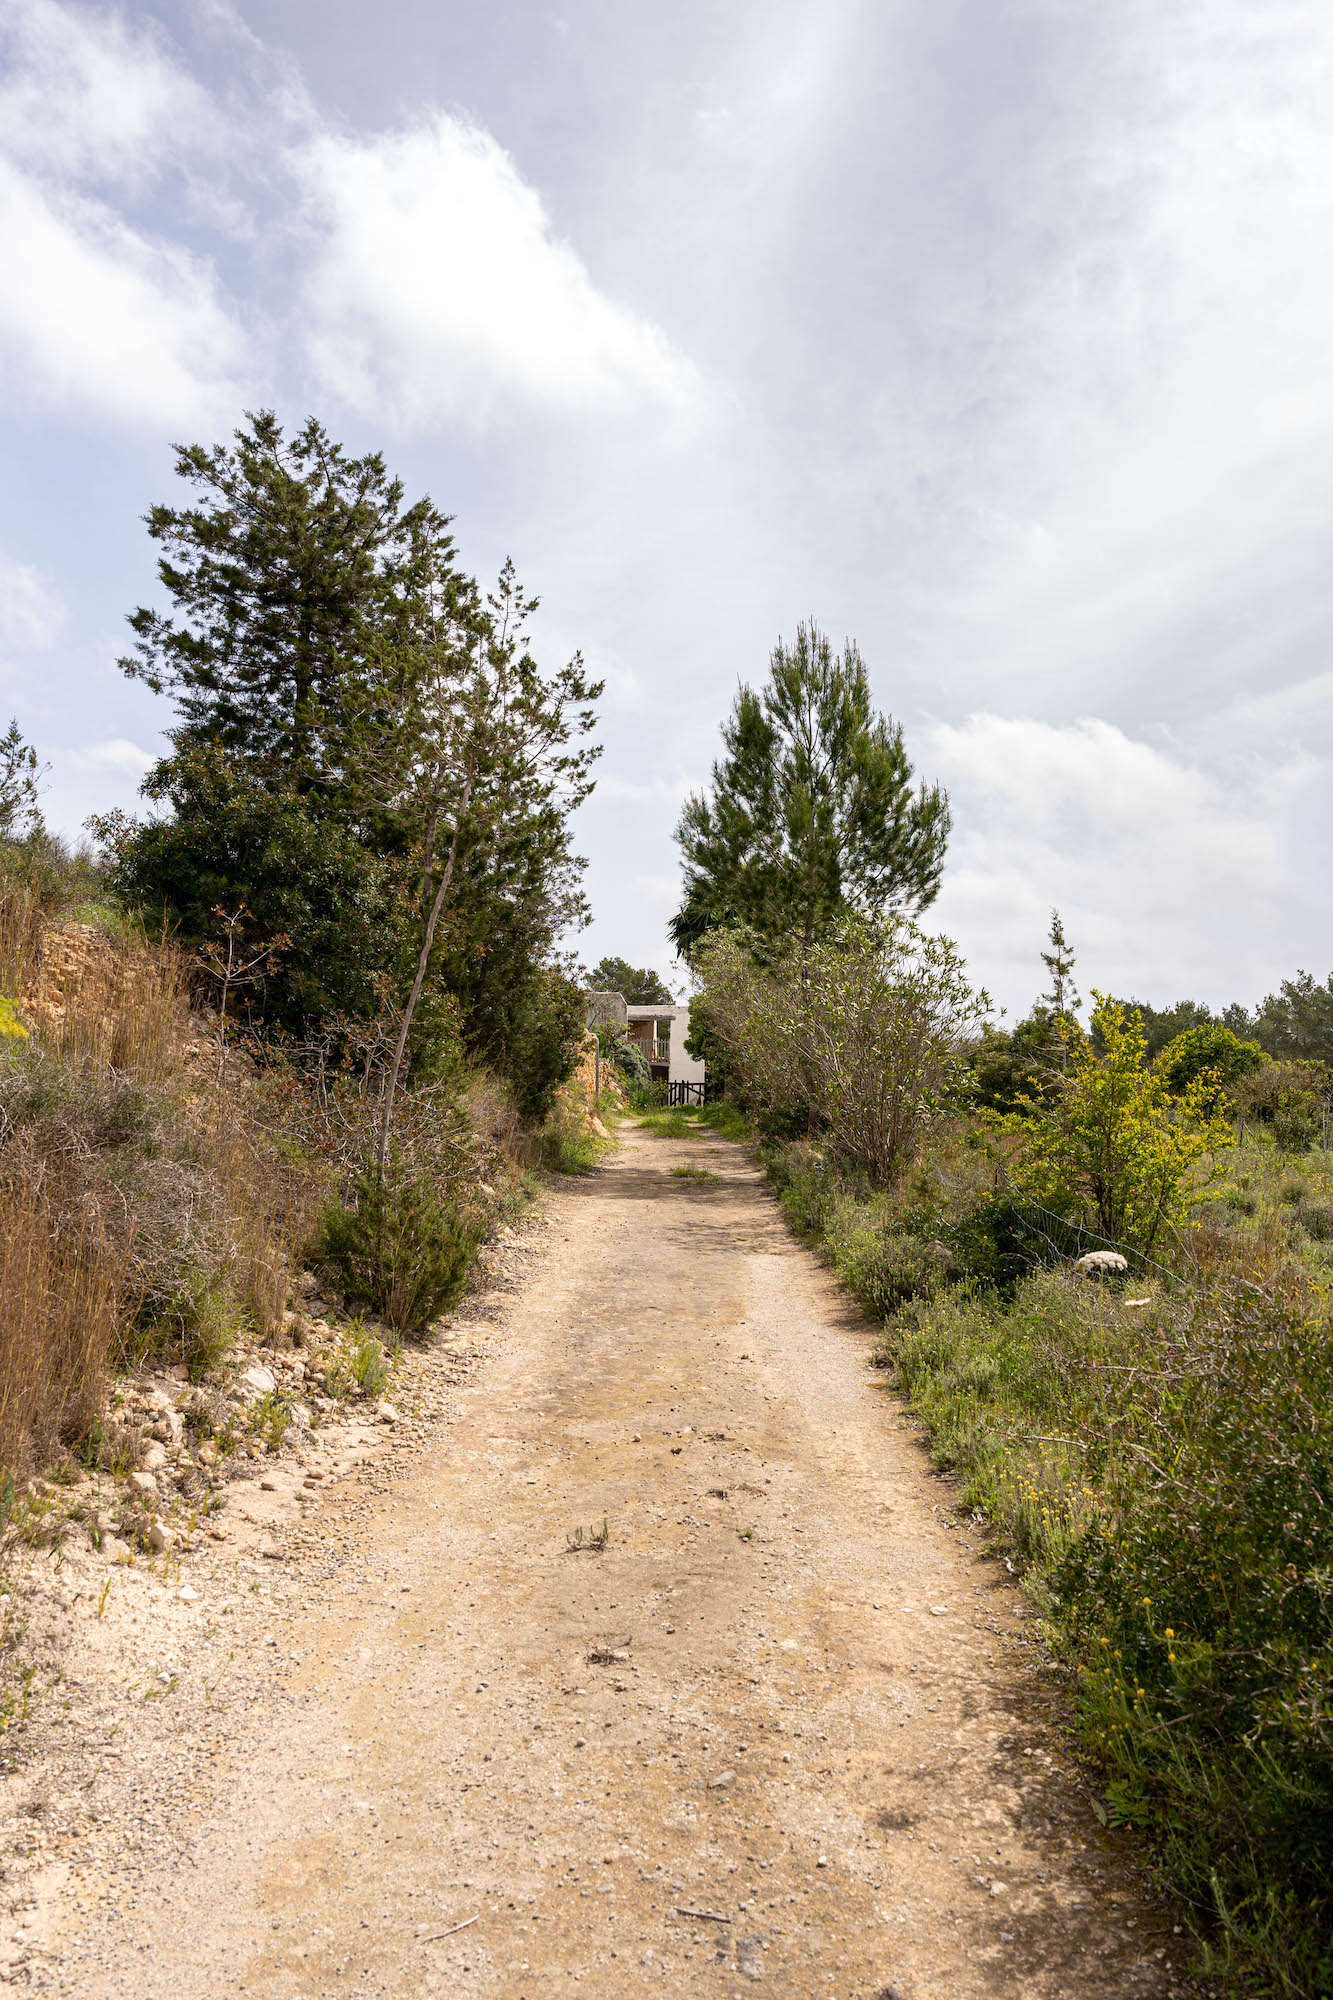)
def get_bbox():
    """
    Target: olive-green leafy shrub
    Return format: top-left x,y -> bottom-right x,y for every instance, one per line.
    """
314,1158 -> 482,1331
